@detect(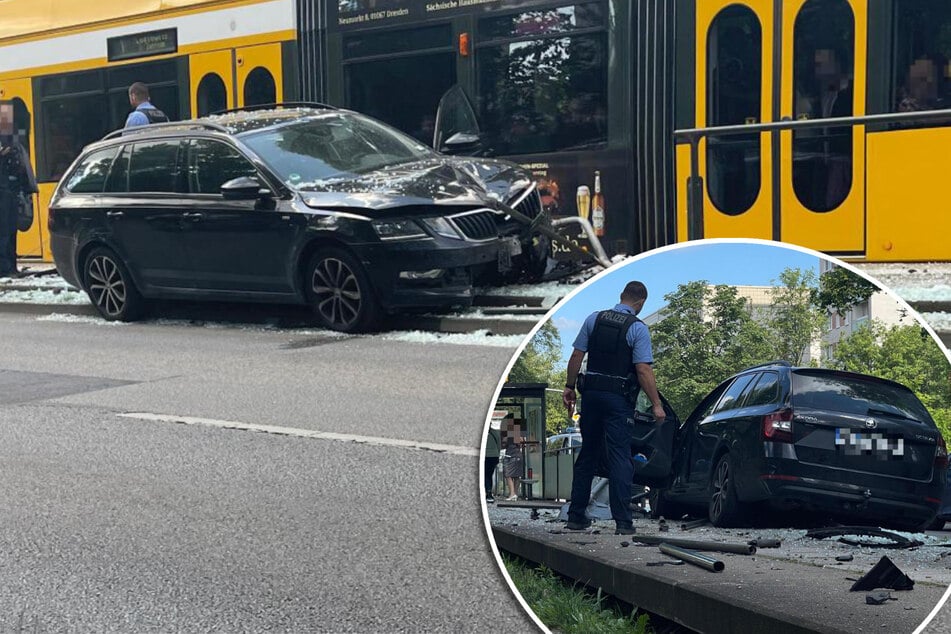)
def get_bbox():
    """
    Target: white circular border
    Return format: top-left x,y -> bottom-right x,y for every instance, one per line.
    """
475,237 -> 951,634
